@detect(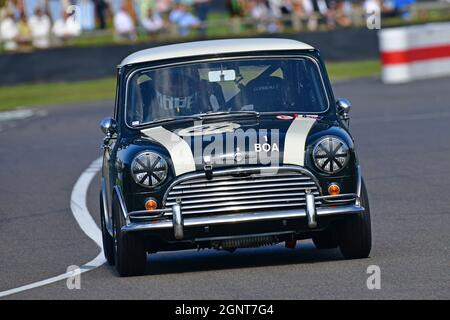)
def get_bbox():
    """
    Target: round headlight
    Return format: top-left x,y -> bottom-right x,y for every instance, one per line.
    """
313,137 -> 350,174
131,152 -> 168,188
